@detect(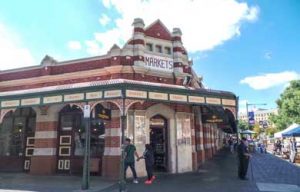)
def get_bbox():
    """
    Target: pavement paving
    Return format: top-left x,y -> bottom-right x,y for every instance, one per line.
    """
0,174 -> 115,192
108,150 -> 300,192
1,149 -> 300,192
